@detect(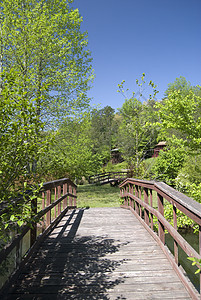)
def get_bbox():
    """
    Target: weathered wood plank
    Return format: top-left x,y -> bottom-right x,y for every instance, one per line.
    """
4,207 -> 192,299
